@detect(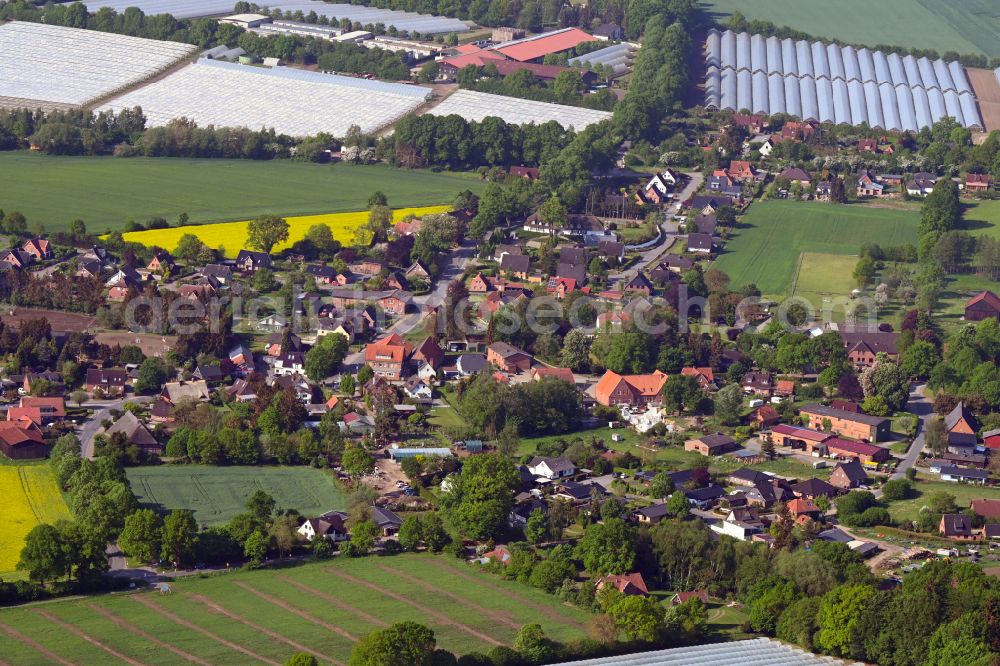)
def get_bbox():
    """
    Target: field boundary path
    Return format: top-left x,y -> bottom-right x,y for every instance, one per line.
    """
278,576 -> 388,628
375,562 -> 520,630
89,604 -> 213,666
232,581 -> 357,641
132,594 -> 280,666
424,558 -> 589,631
326,567 -> 502,645
0,619 -> 77,666
190,594 -> 339,665
33,608 -> 149,666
